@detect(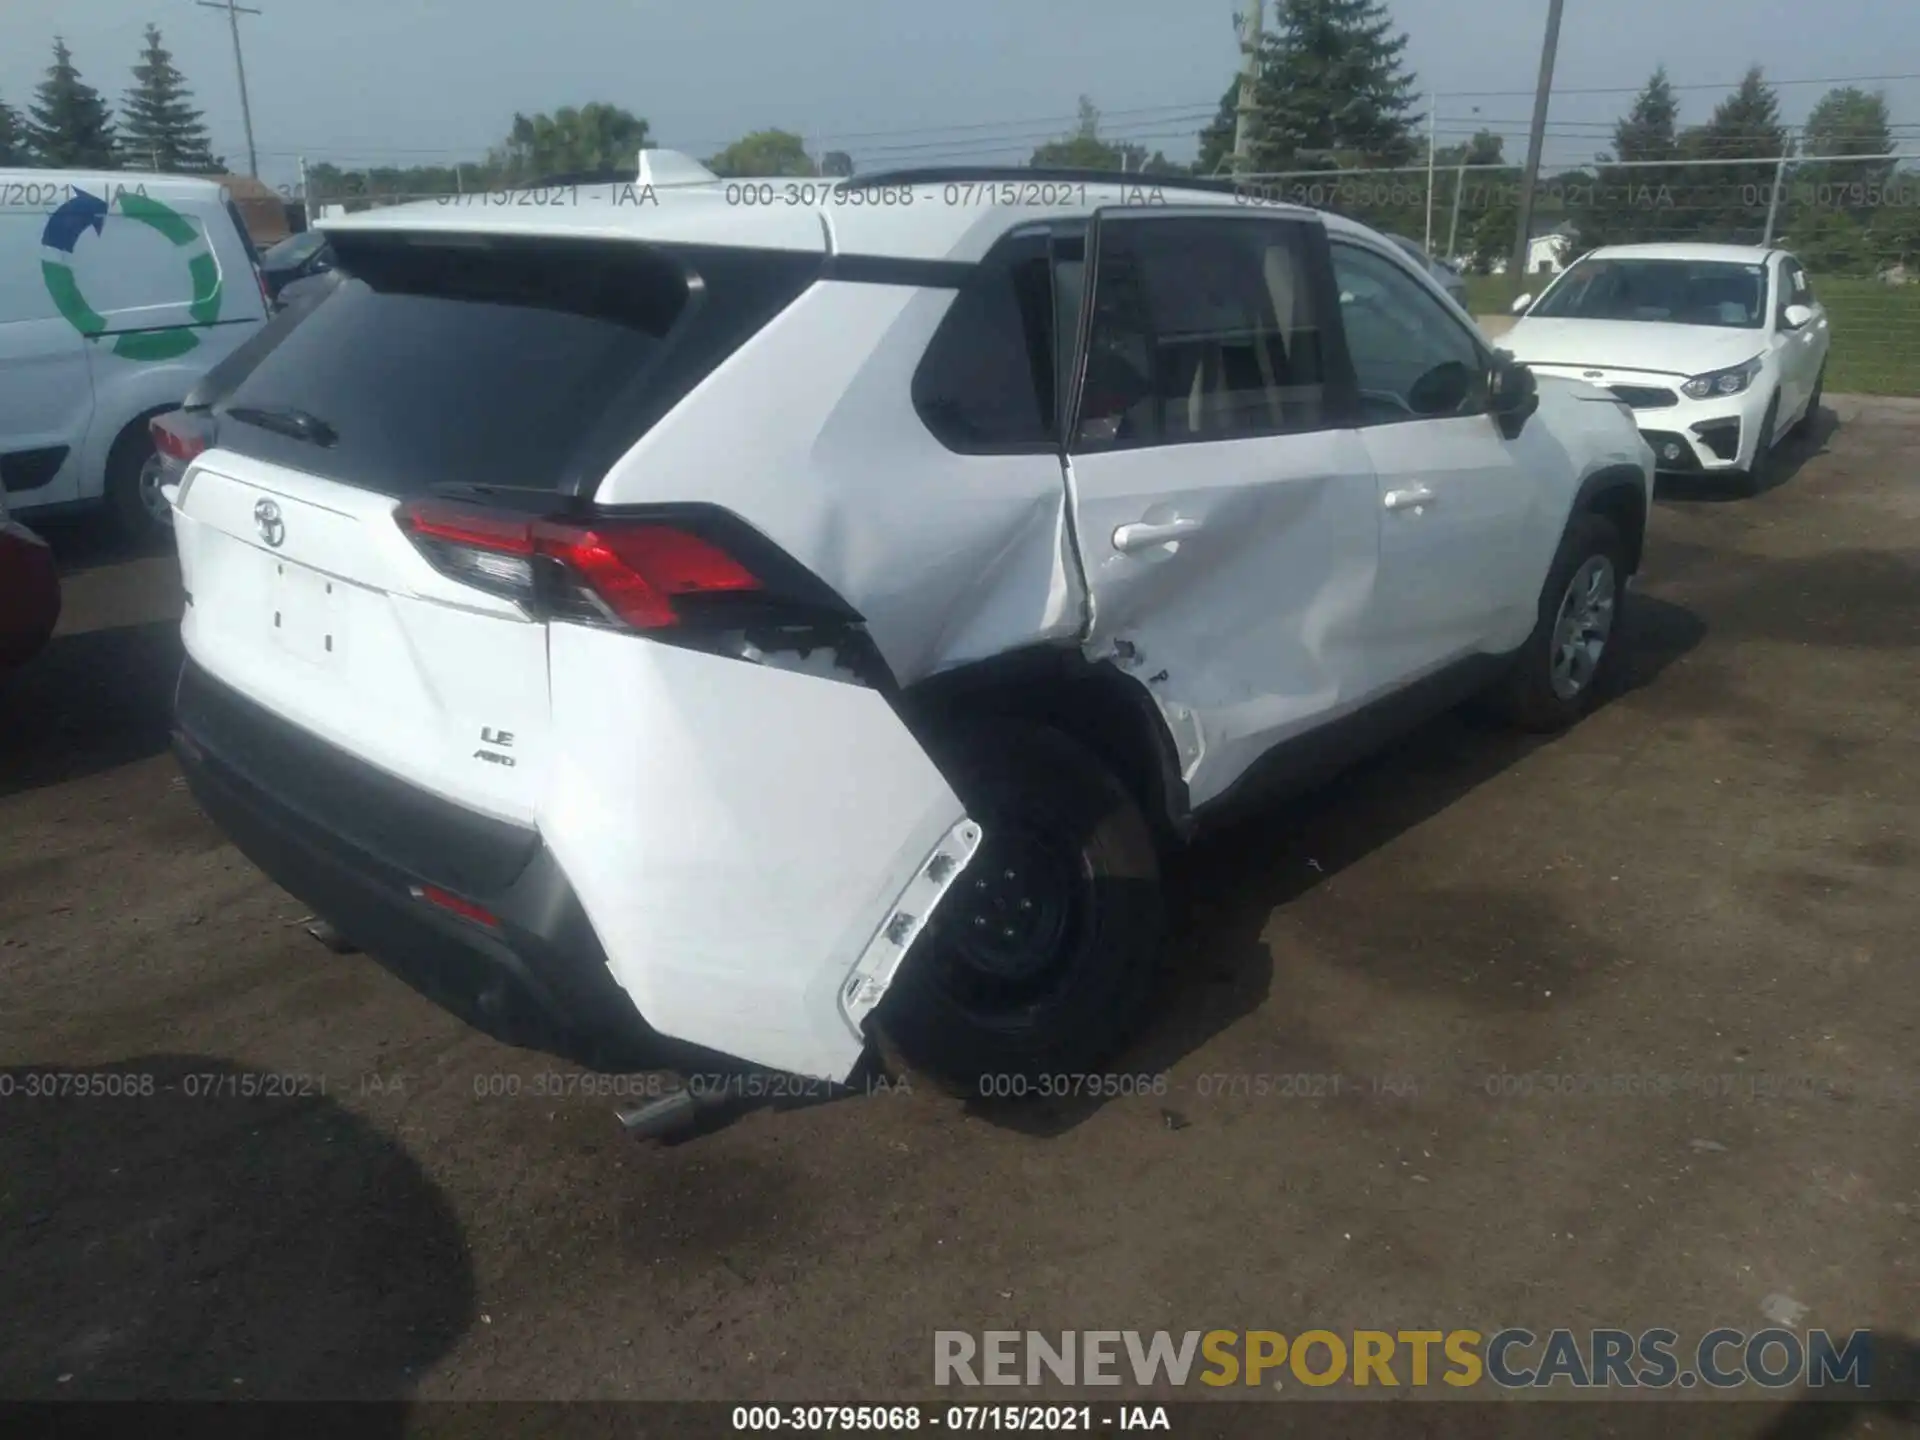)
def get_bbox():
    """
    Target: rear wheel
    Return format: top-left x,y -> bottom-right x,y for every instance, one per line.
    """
103,421 -> 172,545
1489,512 -> 1628,733
875,722 -> 1164,1096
